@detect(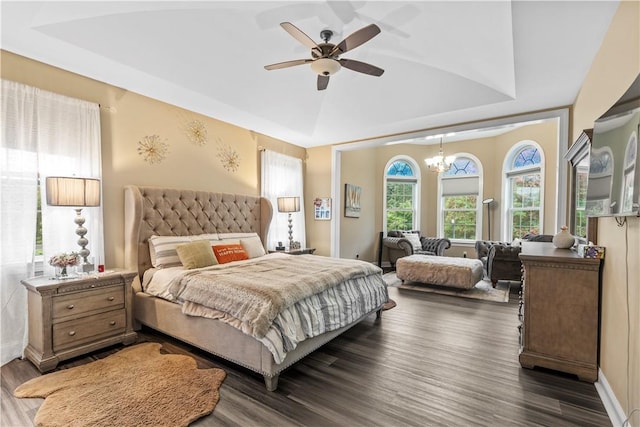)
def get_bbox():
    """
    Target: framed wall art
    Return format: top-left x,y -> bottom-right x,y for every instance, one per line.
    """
344,183 -> 361,218
313,197 -> 331,220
